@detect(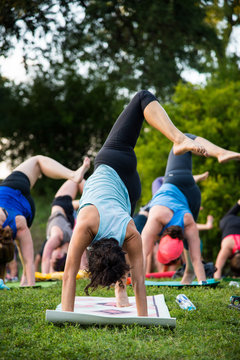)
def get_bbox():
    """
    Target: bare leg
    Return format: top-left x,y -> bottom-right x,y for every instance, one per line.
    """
195,136 -> 240,163
193,171 -> 209,183
143,101 -> 208,157
181,249 -> 196,284
15,156 -> 90,188
55,180 -> 79,199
